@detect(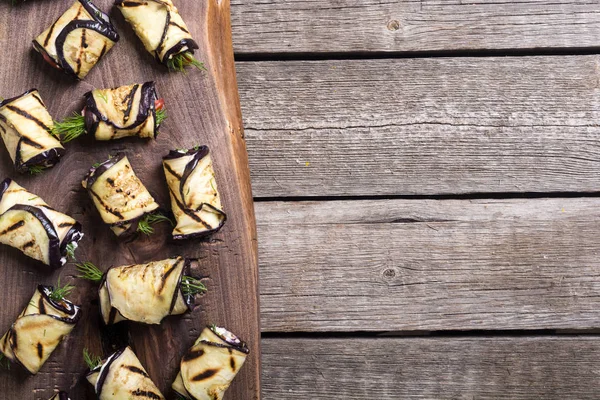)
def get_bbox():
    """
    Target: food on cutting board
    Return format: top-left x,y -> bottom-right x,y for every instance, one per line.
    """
77,256 -> 205,325
0,284 -> 81,374
163,147 -> 226,240
81,155 -> 162,237
53,82 -> 167,142
0,89 -> 64,174
33,0 -> 119,79
116,0 -> 204,72
0,178 -> 83,268
173,325 -> 249,400
86,346 -> 165,399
